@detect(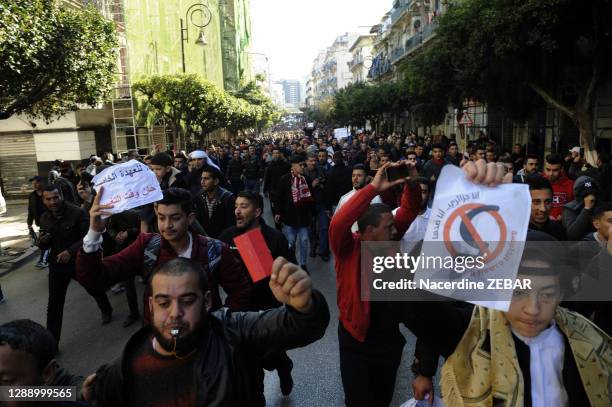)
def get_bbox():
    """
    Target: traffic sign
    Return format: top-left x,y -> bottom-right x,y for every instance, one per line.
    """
458,112 -> 474,126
